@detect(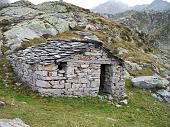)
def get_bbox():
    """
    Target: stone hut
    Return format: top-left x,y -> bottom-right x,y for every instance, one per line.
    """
8,39 -> 125,97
